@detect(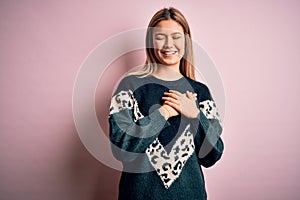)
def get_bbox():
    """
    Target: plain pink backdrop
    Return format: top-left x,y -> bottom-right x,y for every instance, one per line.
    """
1,0 -> 300,200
